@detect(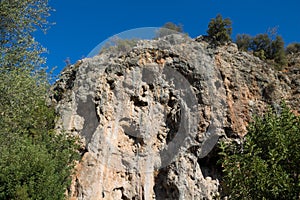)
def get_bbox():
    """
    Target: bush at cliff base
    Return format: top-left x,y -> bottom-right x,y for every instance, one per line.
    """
0,69 -> 80,200
219,104 -> 300,199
